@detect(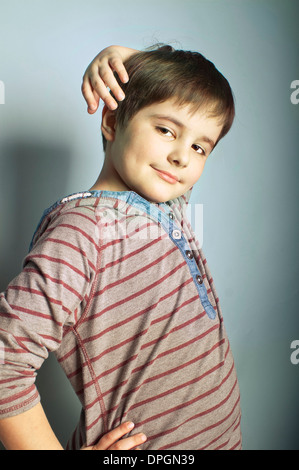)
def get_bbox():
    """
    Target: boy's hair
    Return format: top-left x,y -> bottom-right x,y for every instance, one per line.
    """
102,44 -> 235,151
